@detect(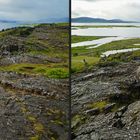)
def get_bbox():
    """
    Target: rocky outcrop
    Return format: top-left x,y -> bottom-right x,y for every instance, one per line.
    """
136,66 -> 140,82
0,24 -> 69,140
0,71 -> 69,140
72,60 -> 140,140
